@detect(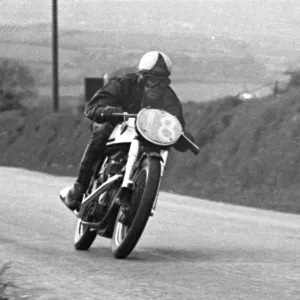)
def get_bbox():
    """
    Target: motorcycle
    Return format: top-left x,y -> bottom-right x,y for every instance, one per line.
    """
60,108 -> 199,259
